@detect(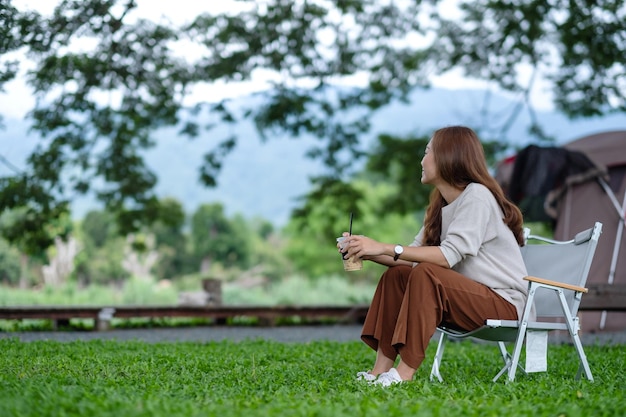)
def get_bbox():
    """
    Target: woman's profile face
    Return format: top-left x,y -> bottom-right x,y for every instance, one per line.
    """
420,140 -> 439,185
